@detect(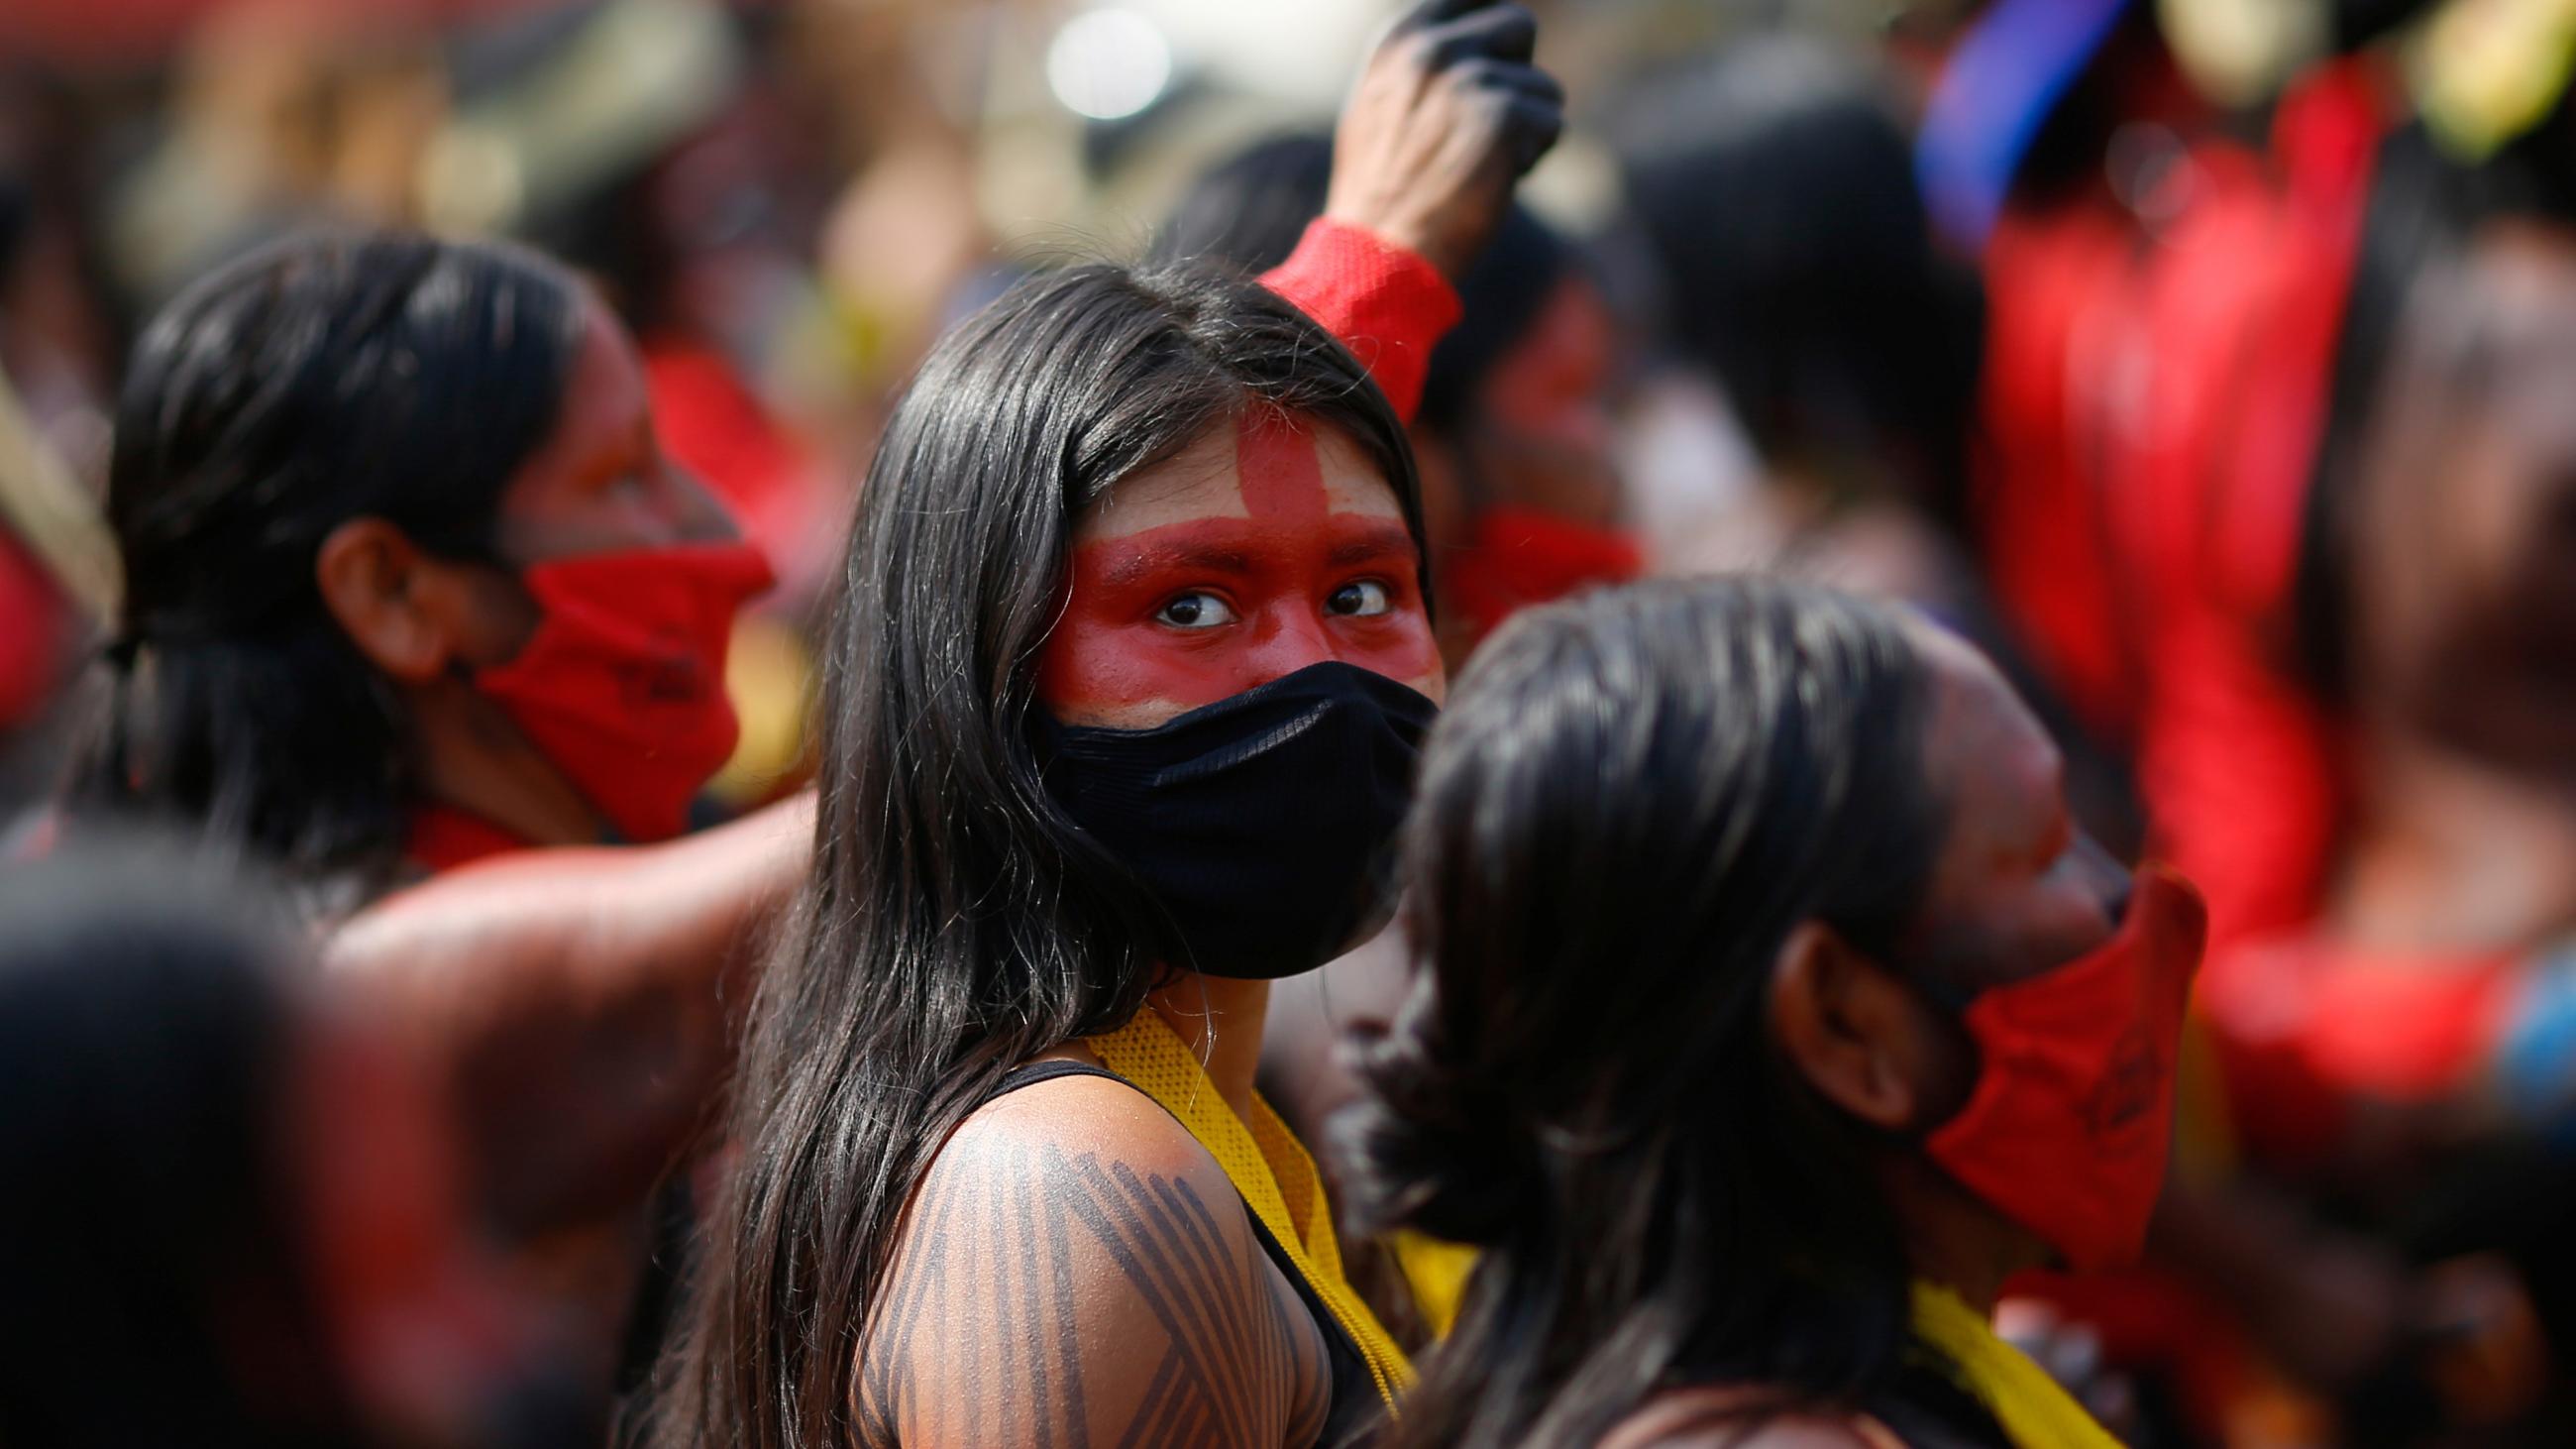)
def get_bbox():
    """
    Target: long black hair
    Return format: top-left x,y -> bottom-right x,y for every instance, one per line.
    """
1345,577 -> 1947,1449
646,260 -> 1426,1449
59,229 -> 586,898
